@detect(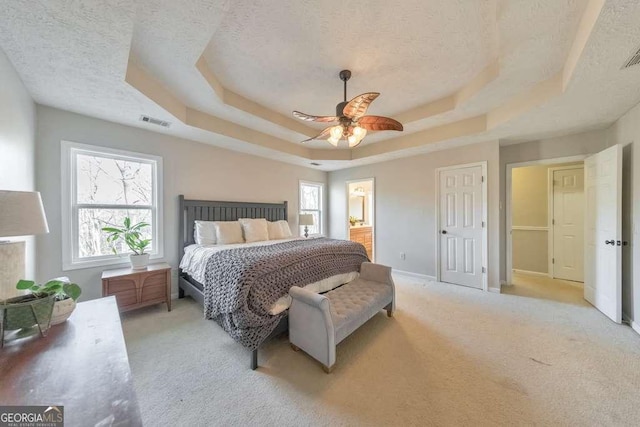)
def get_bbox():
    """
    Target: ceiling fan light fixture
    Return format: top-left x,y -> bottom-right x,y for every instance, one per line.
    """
348,126 -> 367,147
293,70 -> 403,148
329,125 -> 343,140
